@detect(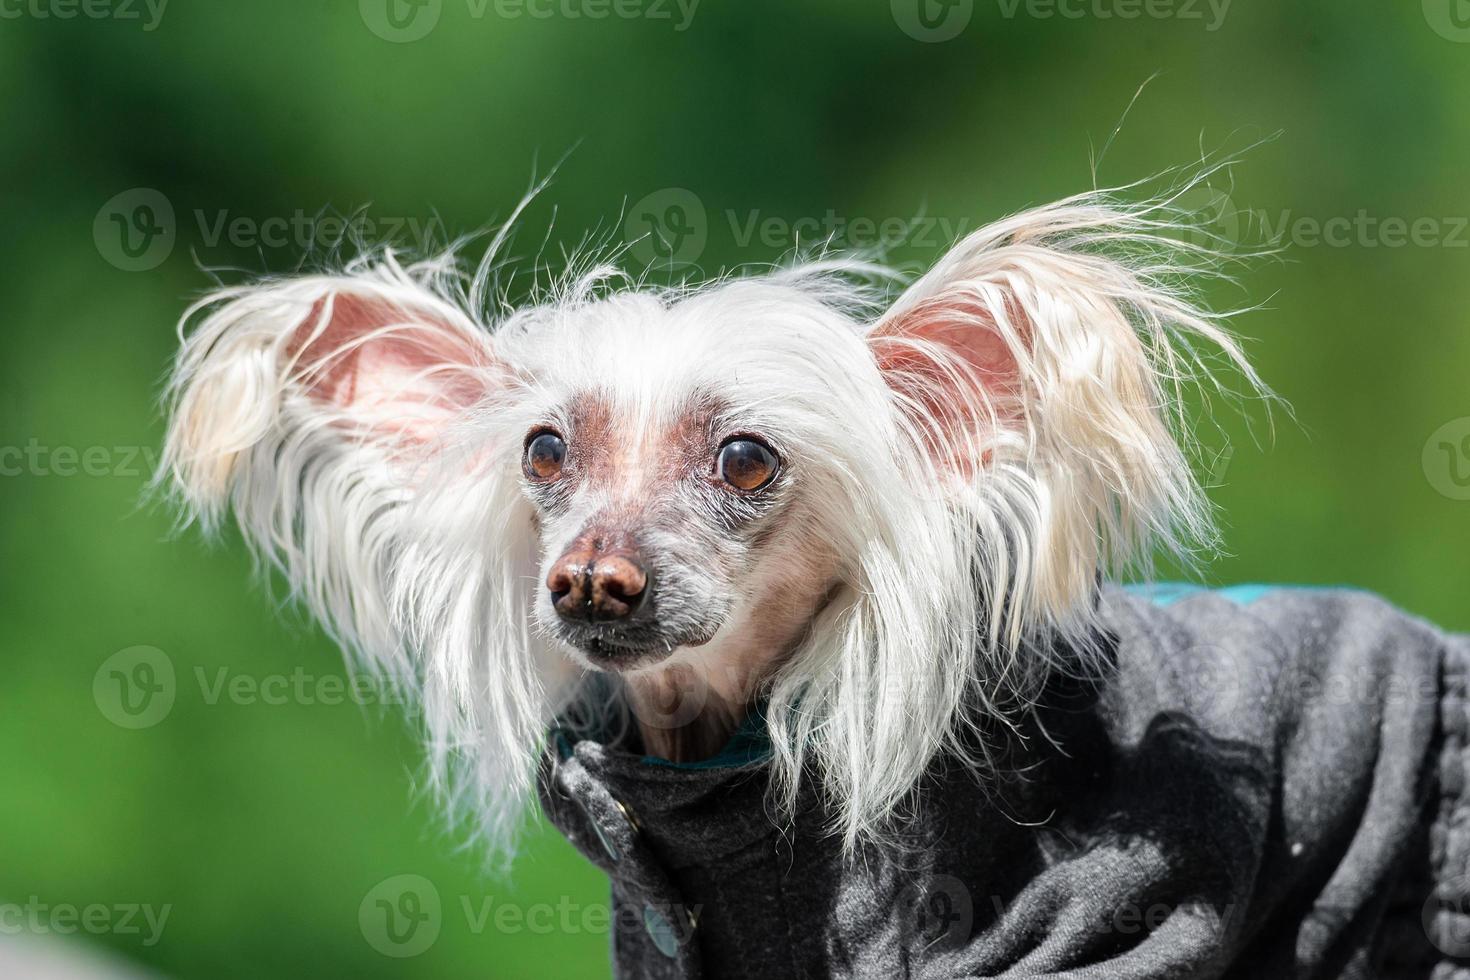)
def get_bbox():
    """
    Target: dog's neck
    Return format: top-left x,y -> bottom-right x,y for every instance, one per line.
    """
620,555 -> 842,763
624,664 -> 749,762
622,599 -> 824,762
